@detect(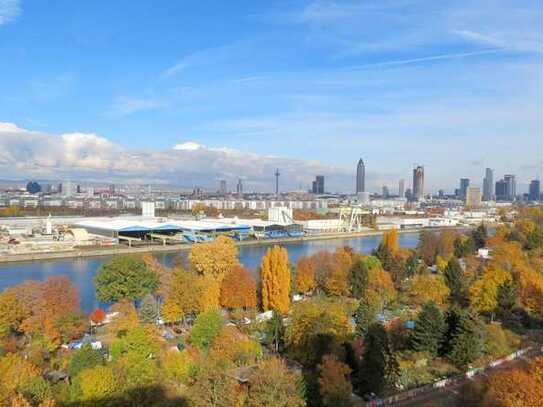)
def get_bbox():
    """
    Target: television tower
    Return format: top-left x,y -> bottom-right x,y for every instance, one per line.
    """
274,168 -> 280,195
